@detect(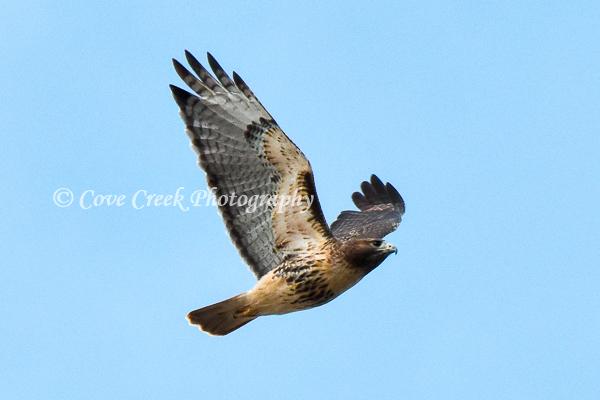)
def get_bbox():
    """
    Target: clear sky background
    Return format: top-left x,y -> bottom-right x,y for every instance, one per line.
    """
2,1 -> 599,399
